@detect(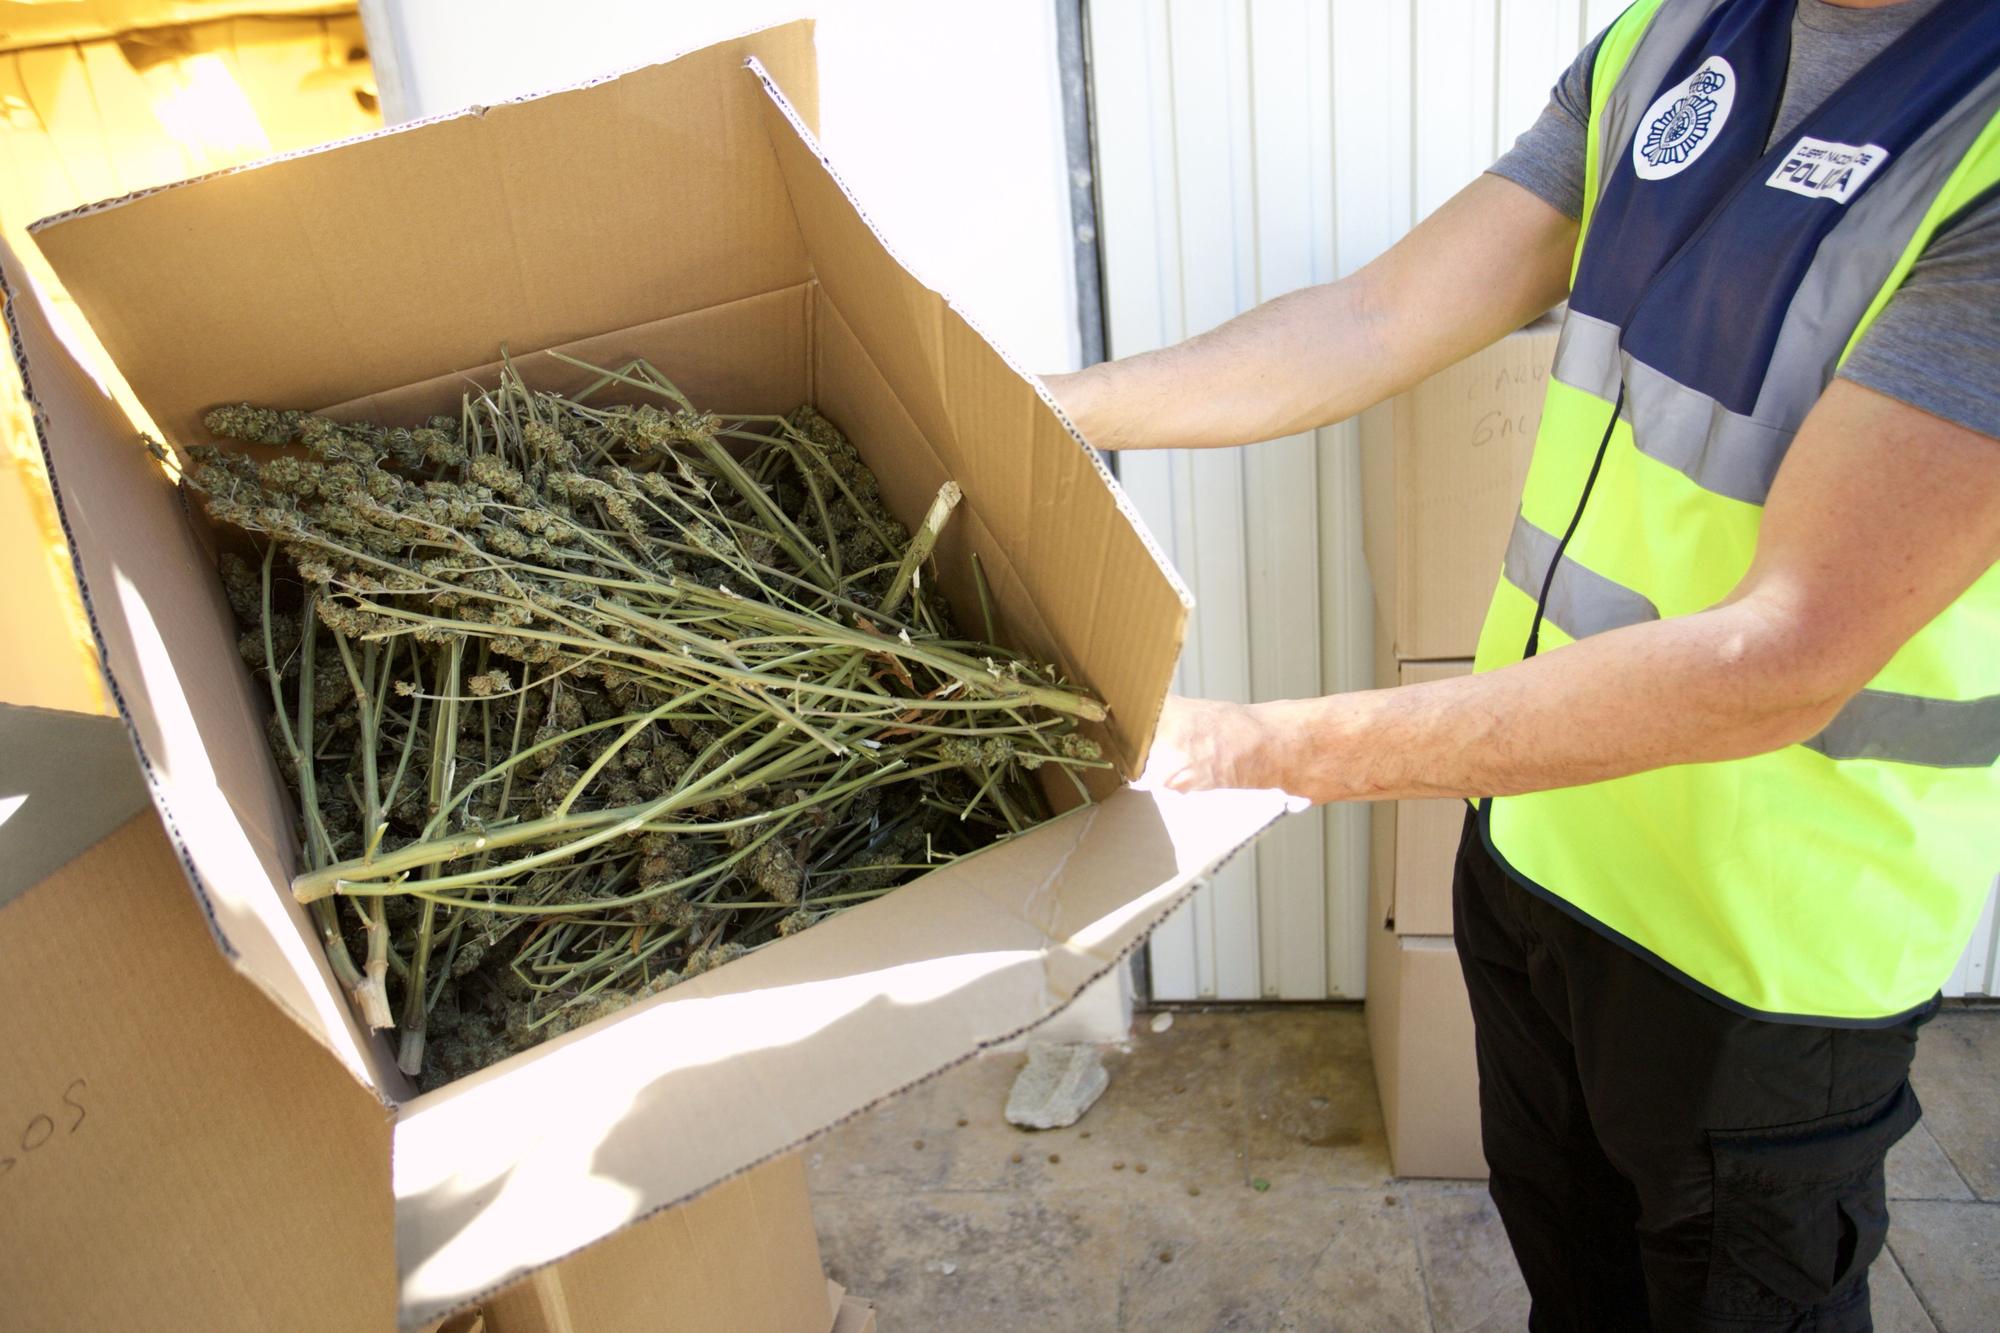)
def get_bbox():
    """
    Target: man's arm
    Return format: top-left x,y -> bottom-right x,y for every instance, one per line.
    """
1145,380 -> 2000,801
1045,174 -> 1576,450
